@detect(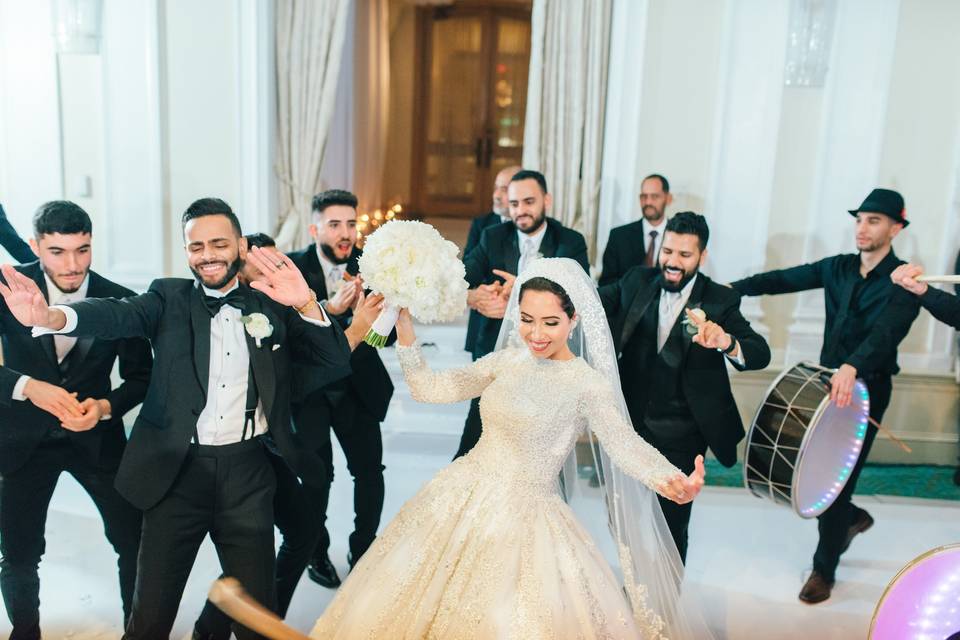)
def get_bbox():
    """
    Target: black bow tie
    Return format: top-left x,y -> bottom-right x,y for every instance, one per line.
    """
203,288 -> 248,316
